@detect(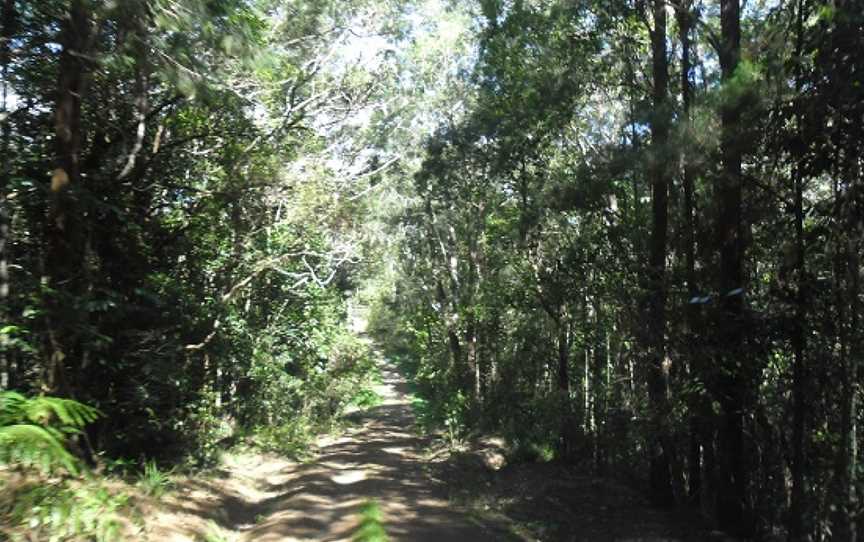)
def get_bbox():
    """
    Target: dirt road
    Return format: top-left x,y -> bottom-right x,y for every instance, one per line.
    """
146,364 -> 509,541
